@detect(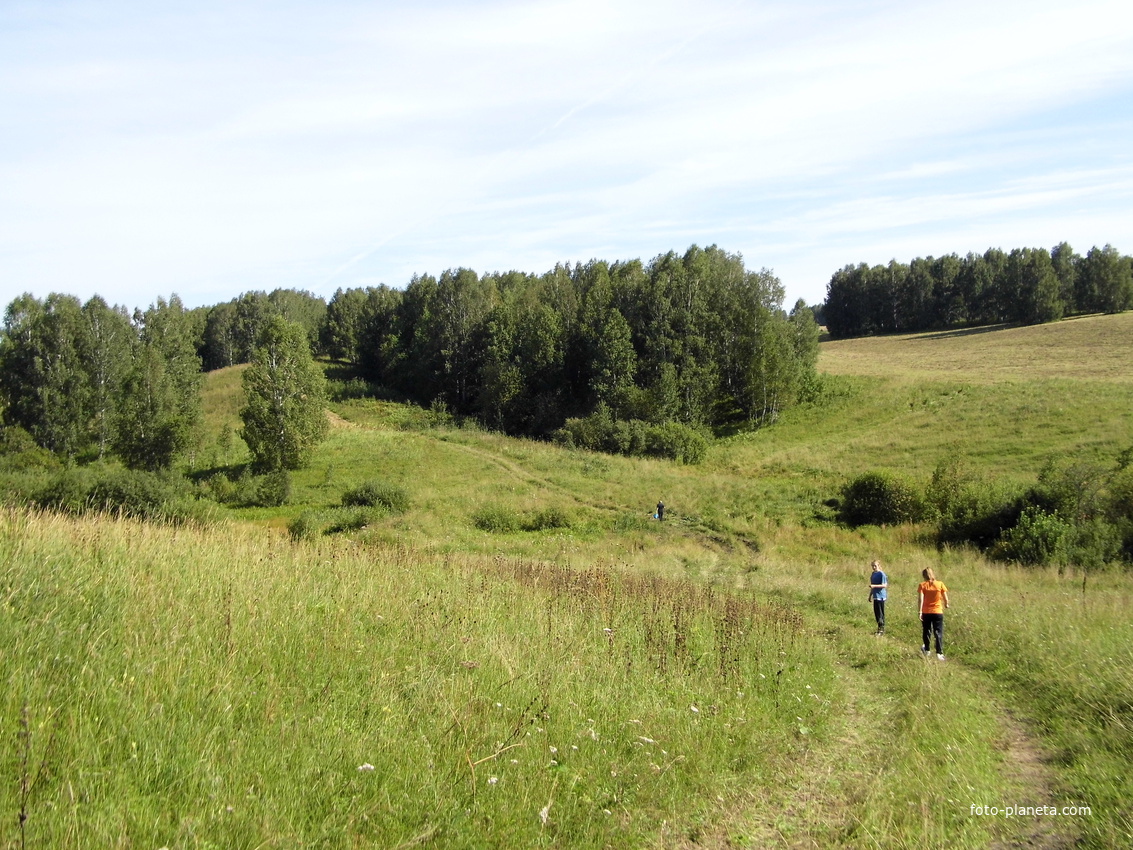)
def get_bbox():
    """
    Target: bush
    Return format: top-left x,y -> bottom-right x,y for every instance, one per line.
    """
324,507 -> 383,534
253,470 -> 291,508
1000,507 -> 1072,566
523,506 -> 572,531
840,471 -> 926,527
472,504 -> 521,534
328,377 -> 379,402
33,466 -> 214,525
34,468 -> 93,514
644,421 -> 709,464
0,426 -> 60,472
926,461 -> 1022,549
341,480 -> 410,513
288,511 -> 322,542
554,411 -> 709,464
